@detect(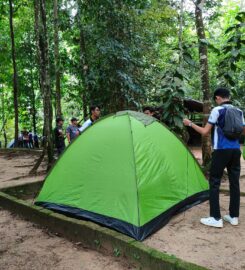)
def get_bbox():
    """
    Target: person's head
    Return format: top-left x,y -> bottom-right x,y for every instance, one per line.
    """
71,117 -> 78,125
213,87 -> 230,105
143,106 -> 155,116
90,105 -> 101,120
56,117 -> 64,126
